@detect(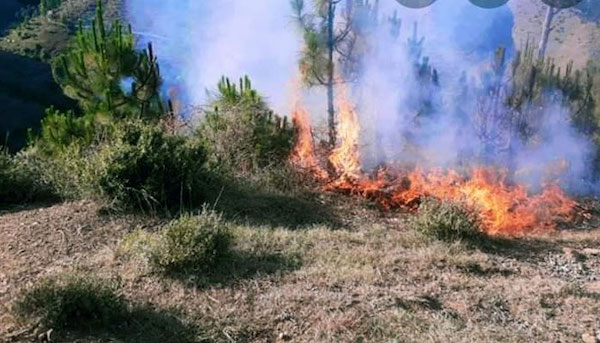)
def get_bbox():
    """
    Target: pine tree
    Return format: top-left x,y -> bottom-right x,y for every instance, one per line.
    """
52,0 -> 163,119
291,0 -> 356,147
508,42 -> 596,137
